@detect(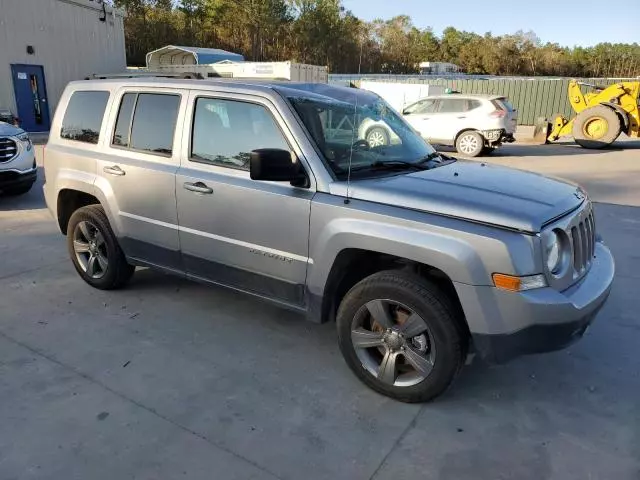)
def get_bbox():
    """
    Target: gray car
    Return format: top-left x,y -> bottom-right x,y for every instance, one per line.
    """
43,79 -> 614,402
